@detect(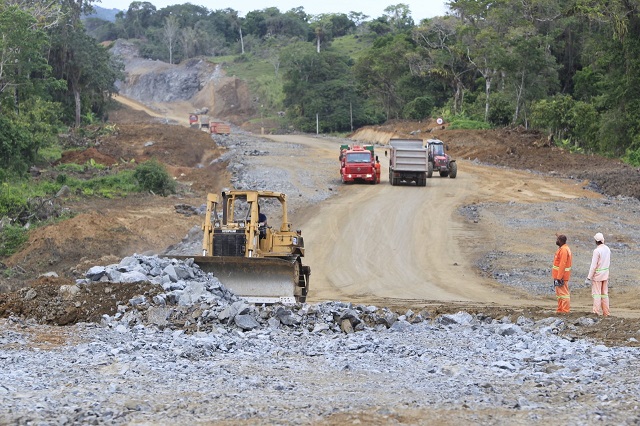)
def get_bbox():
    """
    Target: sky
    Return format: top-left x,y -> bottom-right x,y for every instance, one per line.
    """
97,0 -> 450,22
